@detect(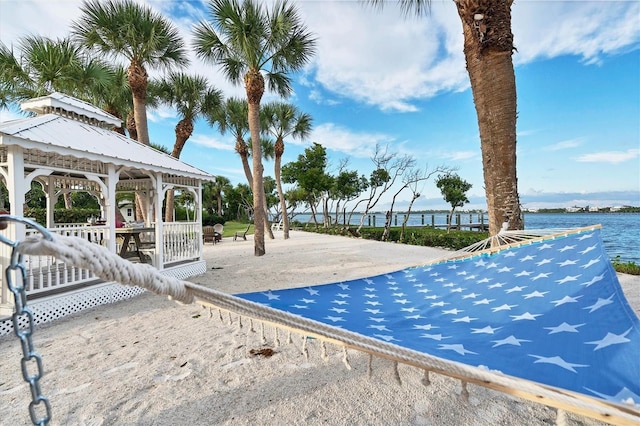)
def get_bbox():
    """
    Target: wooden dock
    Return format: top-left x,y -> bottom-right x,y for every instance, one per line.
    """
432,223 -> 489,231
